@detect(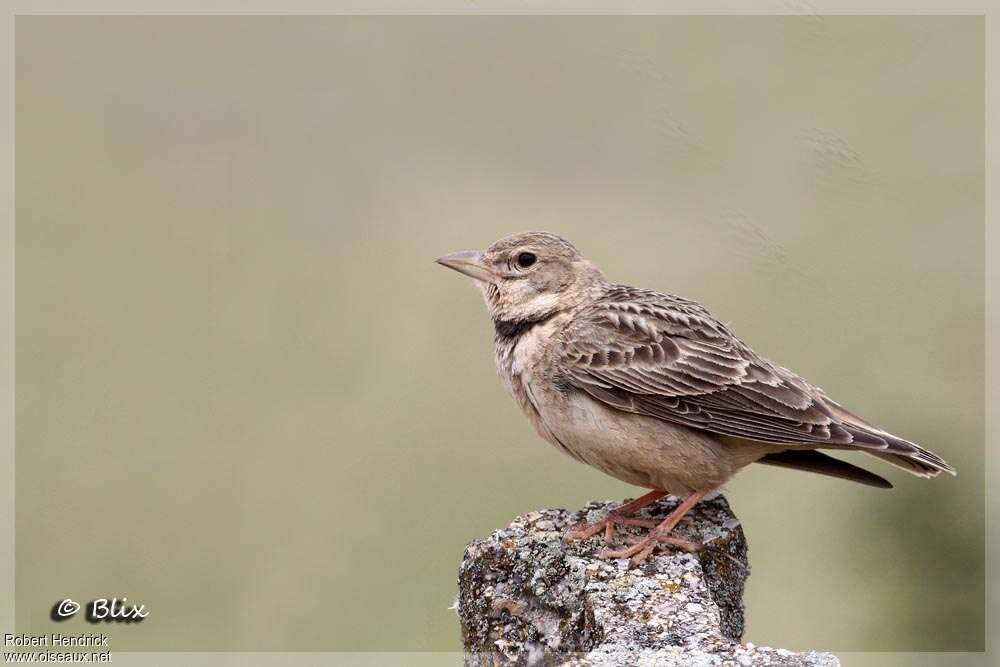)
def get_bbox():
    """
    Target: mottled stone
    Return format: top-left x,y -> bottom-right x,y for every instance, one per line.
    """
457,494 -> 838,667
